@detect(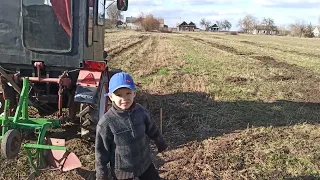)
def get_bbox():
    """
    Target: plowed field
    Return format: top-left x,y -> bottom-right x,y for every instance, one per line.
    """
2,30 -> 320,180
